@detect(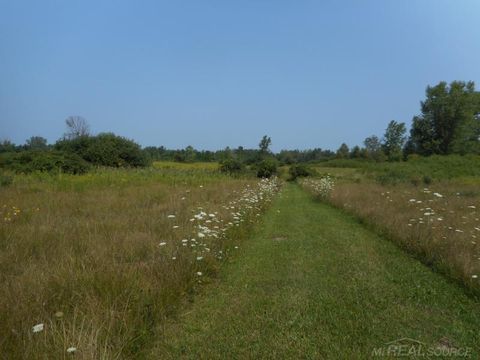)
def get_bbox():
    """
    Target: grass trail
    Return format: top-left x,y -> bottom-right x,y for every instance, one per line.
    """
154,184 -> 480,359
